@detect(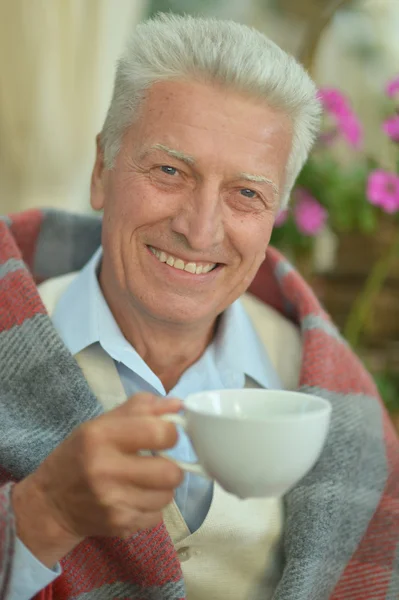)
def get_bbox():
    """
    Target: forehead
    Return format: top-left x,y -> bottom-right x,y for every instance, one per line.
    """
127,80 -> 293,177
